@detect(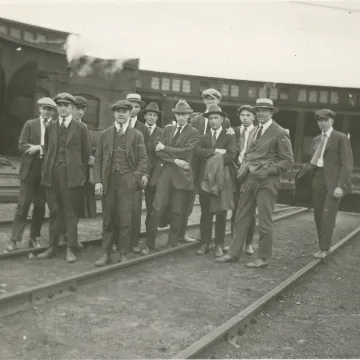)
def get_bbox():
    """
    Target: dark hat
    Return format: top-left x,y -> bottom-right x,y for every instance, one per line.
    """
172,100 -> 193,114
202,88 -> 222,100
126,93 -> 145,108
237,105 -> 255,117
254,98 -> 278,113
74,96 -> 89,108
315,109 -> 336,120
142,102 -> 162,116
53,93 -> 76,105
37,97 -> 57,109
203,105 -> 227,118
111,100 -> 133,112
